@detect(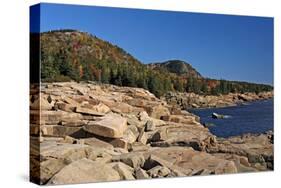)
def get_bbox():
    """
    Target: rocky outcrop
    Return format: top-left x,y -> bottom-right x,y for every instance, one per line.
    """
164,91 -> 273,109
30,82 -> 273,185
206,131 -> 274,171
